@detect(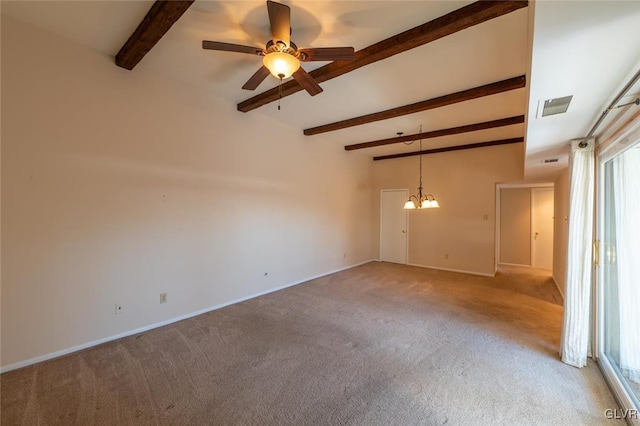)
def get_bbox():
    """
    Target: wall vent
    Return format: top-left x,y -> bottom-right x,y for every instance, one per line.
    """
541,158 -> 559,164
542,95 -> 573,117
